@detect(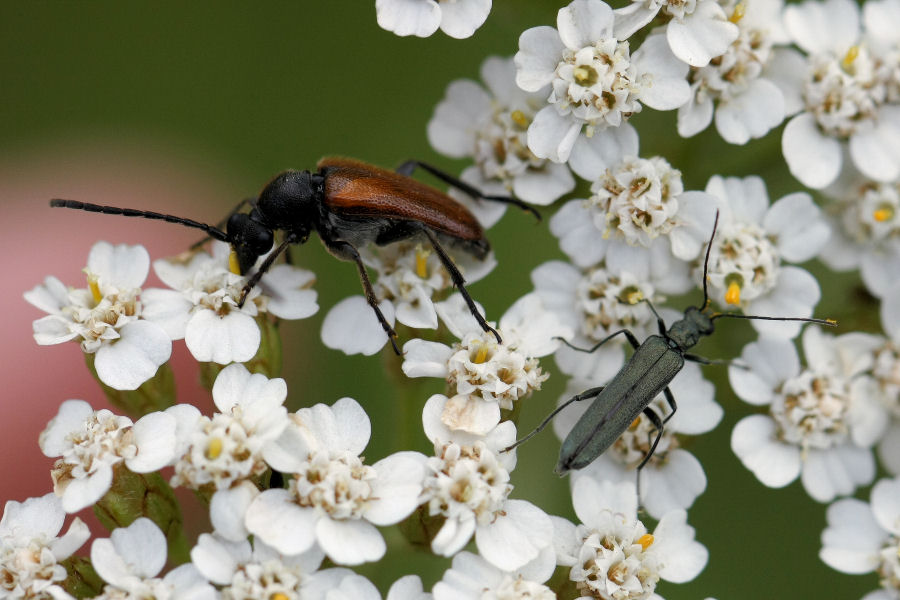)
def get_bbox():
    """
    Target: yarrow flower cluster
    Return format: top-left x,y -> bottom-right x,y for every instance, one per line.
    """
16,0 -> 900,597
